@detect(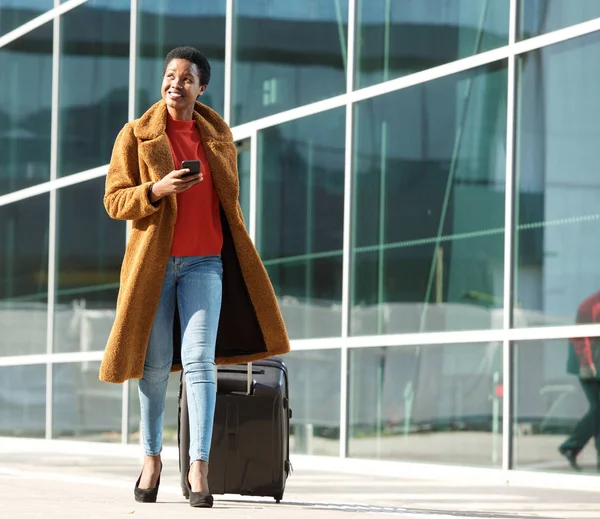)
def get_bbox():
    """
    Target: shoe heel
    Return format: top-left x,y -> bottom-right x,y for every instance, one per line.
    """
134,462 -> 162,503
185,468 -> 214,508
